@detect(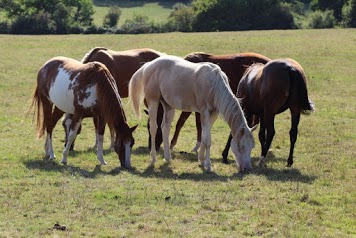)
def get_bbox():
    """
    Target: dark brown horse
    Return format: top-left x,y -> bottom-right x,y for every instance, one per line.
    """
29,56 -> 137,167
63,47 -> 164,151
168,52 -> 270,159
224,58 -> 314,167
